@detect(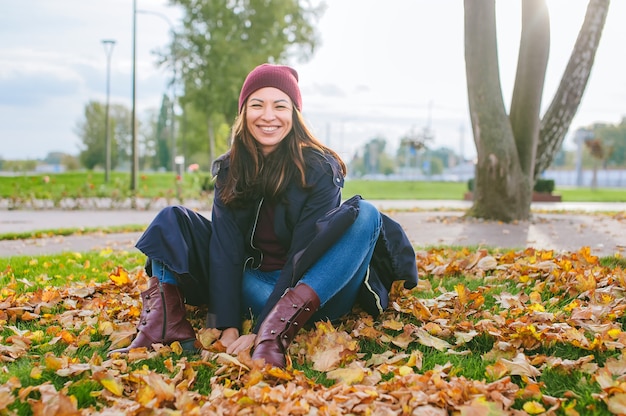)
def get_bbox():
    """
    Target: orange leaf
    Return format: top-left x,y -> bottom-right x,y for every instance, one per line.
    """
44,354 -> 65,371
